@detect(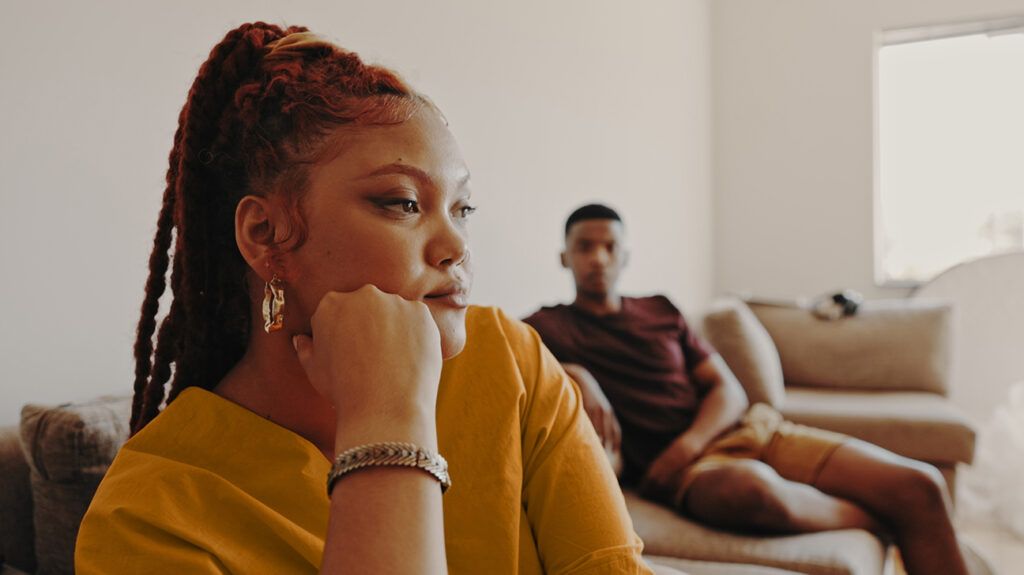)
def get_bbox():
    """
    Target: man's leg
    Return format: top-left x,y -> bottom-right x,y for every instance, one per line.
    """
680,459 -> 883,535
813,439 -> 968,575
